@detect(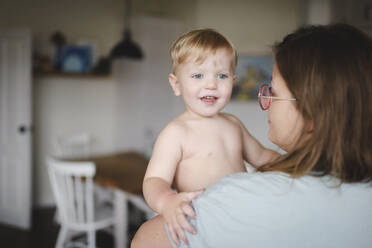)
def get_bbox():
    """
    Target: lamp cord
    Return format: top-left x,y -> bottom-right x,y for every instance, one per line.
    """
124,0 -> 131,30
